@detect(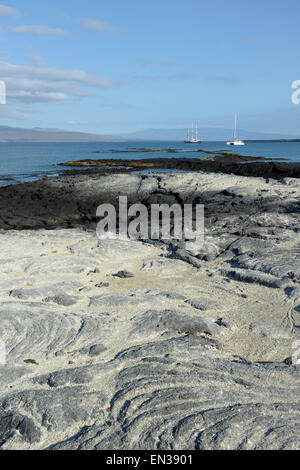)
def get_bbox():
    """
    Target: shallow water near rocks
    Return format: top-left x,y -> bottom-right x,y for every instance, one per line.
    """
1,140 -> 300,186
